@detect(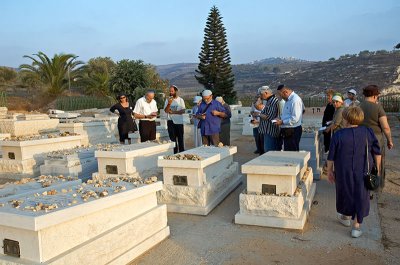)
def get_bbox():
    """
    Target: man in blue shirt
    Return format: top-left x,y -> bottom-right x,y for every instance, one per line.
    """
194,90 -> 227,146
275,84 -> 304,151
